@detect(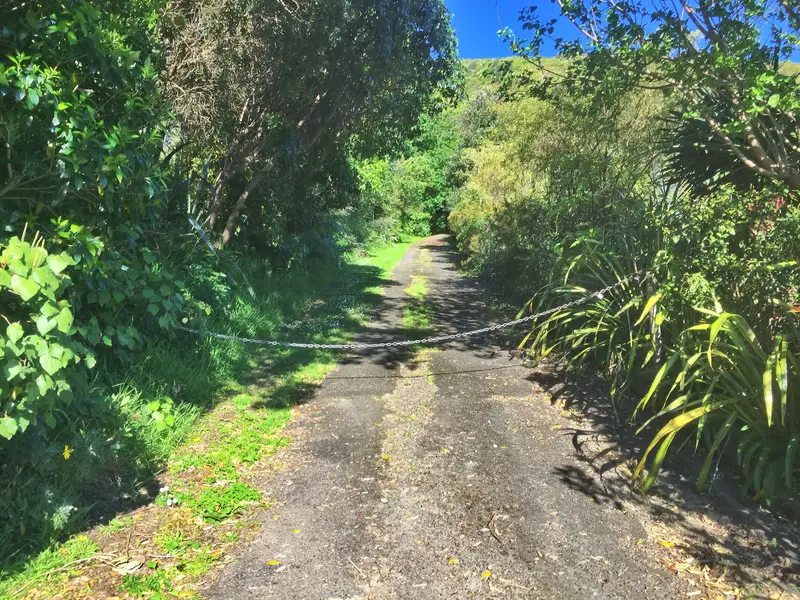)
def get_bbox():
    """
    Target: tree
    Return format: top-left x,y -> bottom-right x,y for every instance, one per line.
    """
164,0 -> 460,246
507,0 -> 800,191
